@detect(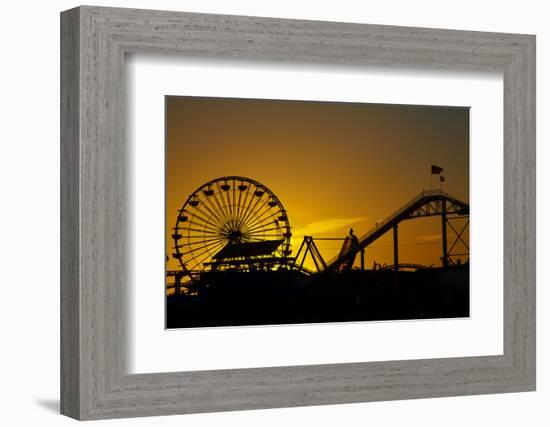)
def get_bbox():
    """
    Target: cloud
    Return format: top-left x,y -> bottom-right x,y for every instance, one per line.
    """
416,234 -> 442,242
293,217 -> 369,238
